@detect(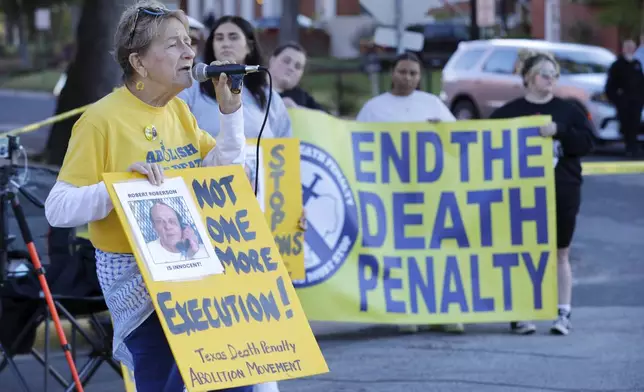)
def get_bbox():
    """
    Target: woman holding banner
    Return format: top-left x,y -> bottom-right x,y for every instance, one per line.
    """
490,50 -> 594,336
178,16 -> 292,142
44,2 -> 252,391
356,51 -> 465,334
